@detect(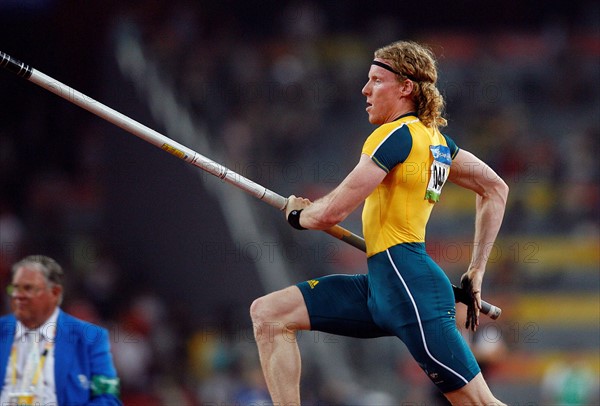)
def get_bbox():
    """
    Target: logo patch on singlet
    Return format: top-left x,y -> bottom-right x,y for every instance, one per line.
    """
307,280 -> 319,289
425,145 -> 451,202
